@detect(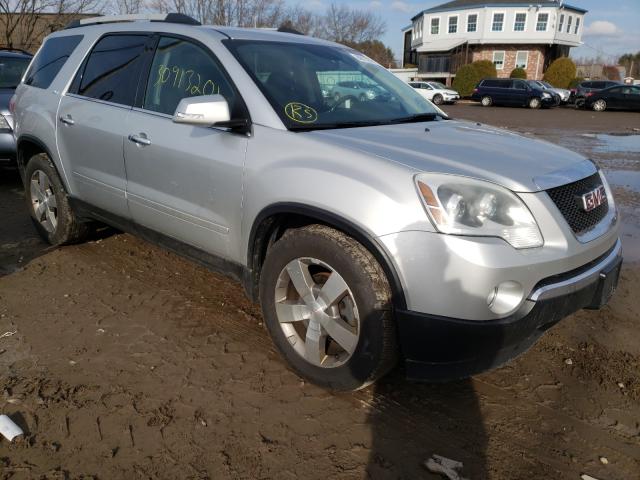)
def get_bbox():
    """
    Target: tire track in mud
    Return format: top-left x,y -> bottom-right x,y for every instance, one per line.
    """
65,233 -> 640,479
